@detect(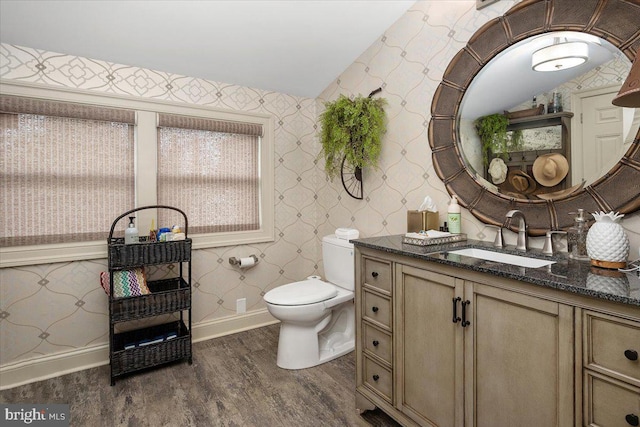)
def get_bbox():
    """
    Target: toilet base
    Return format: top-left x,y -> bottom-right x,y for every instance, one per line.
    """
276,301 -> 354,370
